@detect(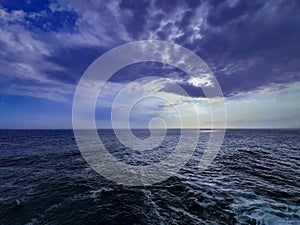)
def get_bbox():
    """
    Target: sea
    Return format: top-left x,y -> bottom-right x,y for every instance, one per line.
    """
0,129 -> 299,225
